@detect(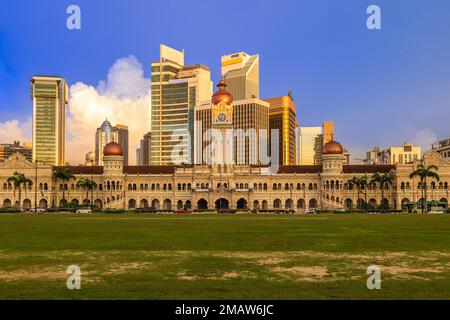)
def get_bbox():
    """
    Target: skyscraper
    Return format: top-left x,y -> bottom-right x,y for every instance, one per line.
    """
95,120 -> 129,165
232,98 -> 269,165
296,122 -> 335,165
116,124 -> 129,166
150,44 -> 212,165
136,132 -> 151,165
264,92 -> 297,165
221,52 -> 259,100
31,75 -> 68,166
